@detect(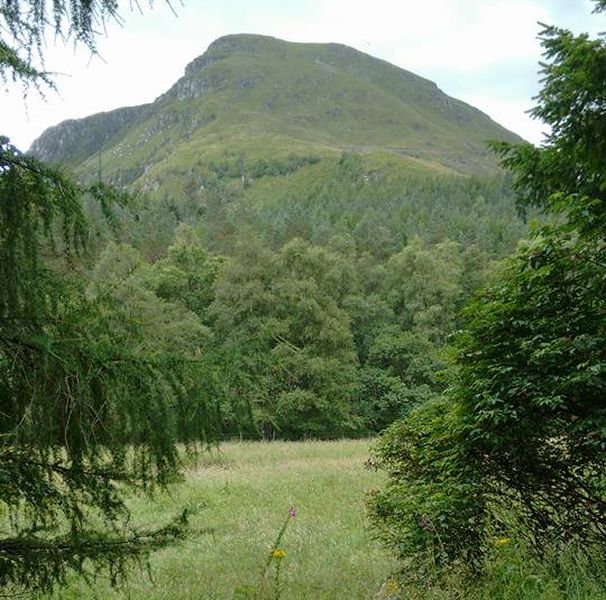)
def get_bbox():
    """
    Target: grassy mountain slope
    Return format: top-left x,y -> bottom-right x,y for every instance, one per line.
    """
30,33 -> 523,191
